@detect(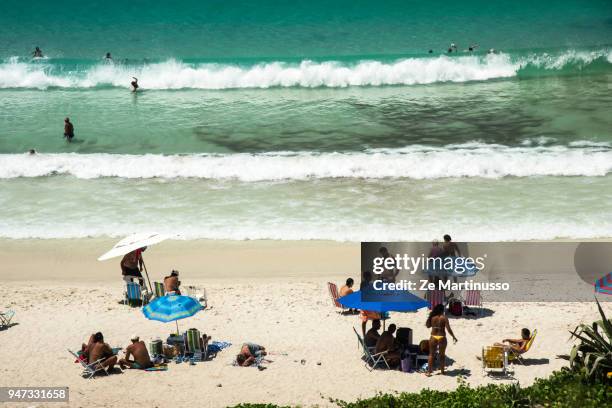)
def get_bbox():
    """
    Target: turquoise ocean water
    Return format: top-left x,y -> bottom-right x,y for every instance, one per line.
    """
0,1 -> 611,240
